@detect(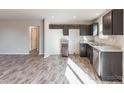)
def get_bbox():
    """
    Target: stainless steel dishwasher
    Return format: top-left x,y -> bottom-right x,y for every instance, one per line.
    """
93,48 -> 100,76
